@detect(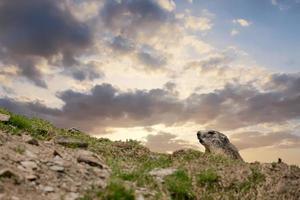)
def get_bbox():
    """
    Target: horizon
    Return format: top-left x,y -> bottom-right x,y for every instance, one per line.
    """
0,0 -> 299,165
